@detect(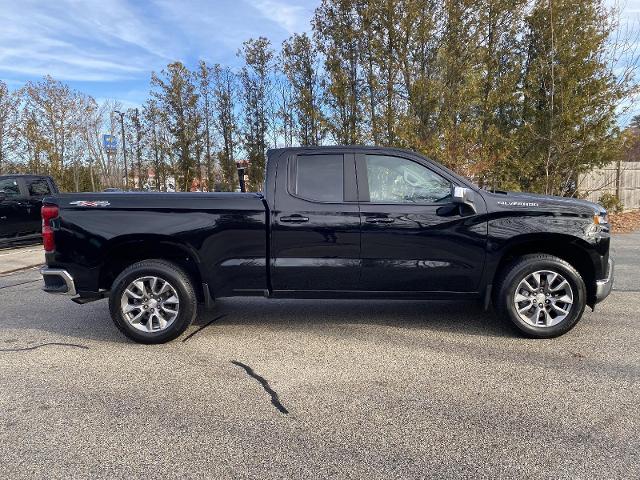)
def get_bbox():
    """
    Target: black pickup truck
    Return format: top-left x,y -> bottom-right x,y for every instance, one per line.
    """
1,174 -> 59,245
40,146 -> 613,343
